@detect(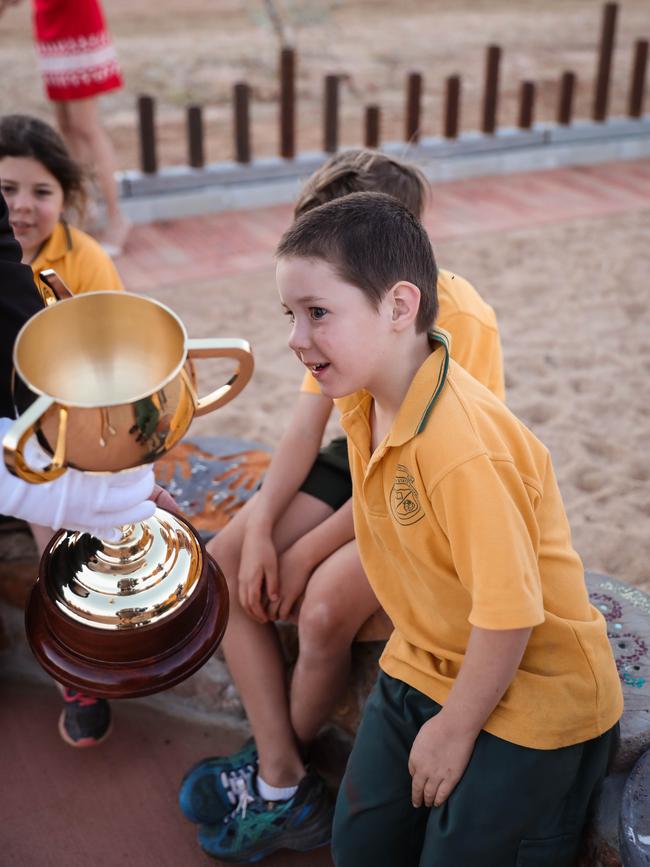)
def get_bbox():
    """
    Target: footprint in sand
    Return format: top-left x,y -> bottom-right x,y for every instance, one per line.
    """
537,379 -> 557,396
569,377 -> 590,395
520,402 -> 556,426
581,436 -> 622,463
623,301 -> 646,320
571,466 -> 608,494
627,460 -> 650,483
